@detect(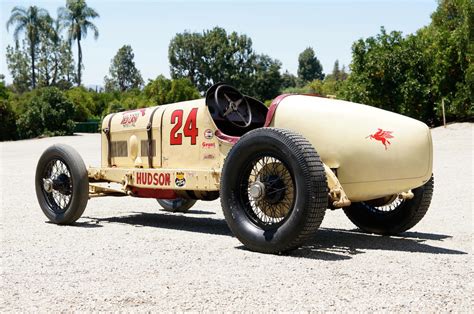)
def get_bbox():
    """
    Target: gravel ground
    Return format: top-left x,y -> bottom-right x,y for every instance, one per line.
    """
0,123 -> 472,311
